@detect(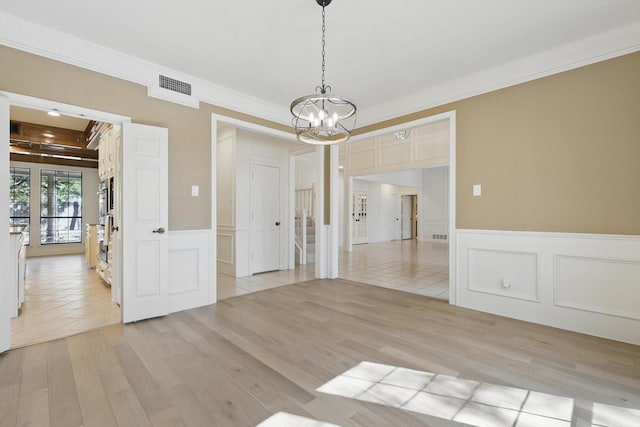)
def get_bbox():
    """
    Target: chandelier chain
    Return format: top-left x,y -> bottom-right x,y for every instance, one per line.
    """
321,4 -> 326,92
